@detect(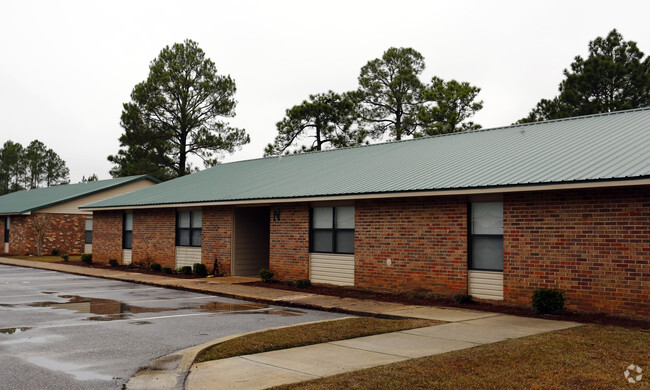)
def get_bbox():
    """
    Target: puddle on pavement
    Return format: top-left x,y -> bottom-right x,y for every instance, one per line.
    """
197,302 -> 304,316
25,294 -> 304,321
198,301 -> 267,313
0,327 -> 31,334
29,295 -> 173,321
